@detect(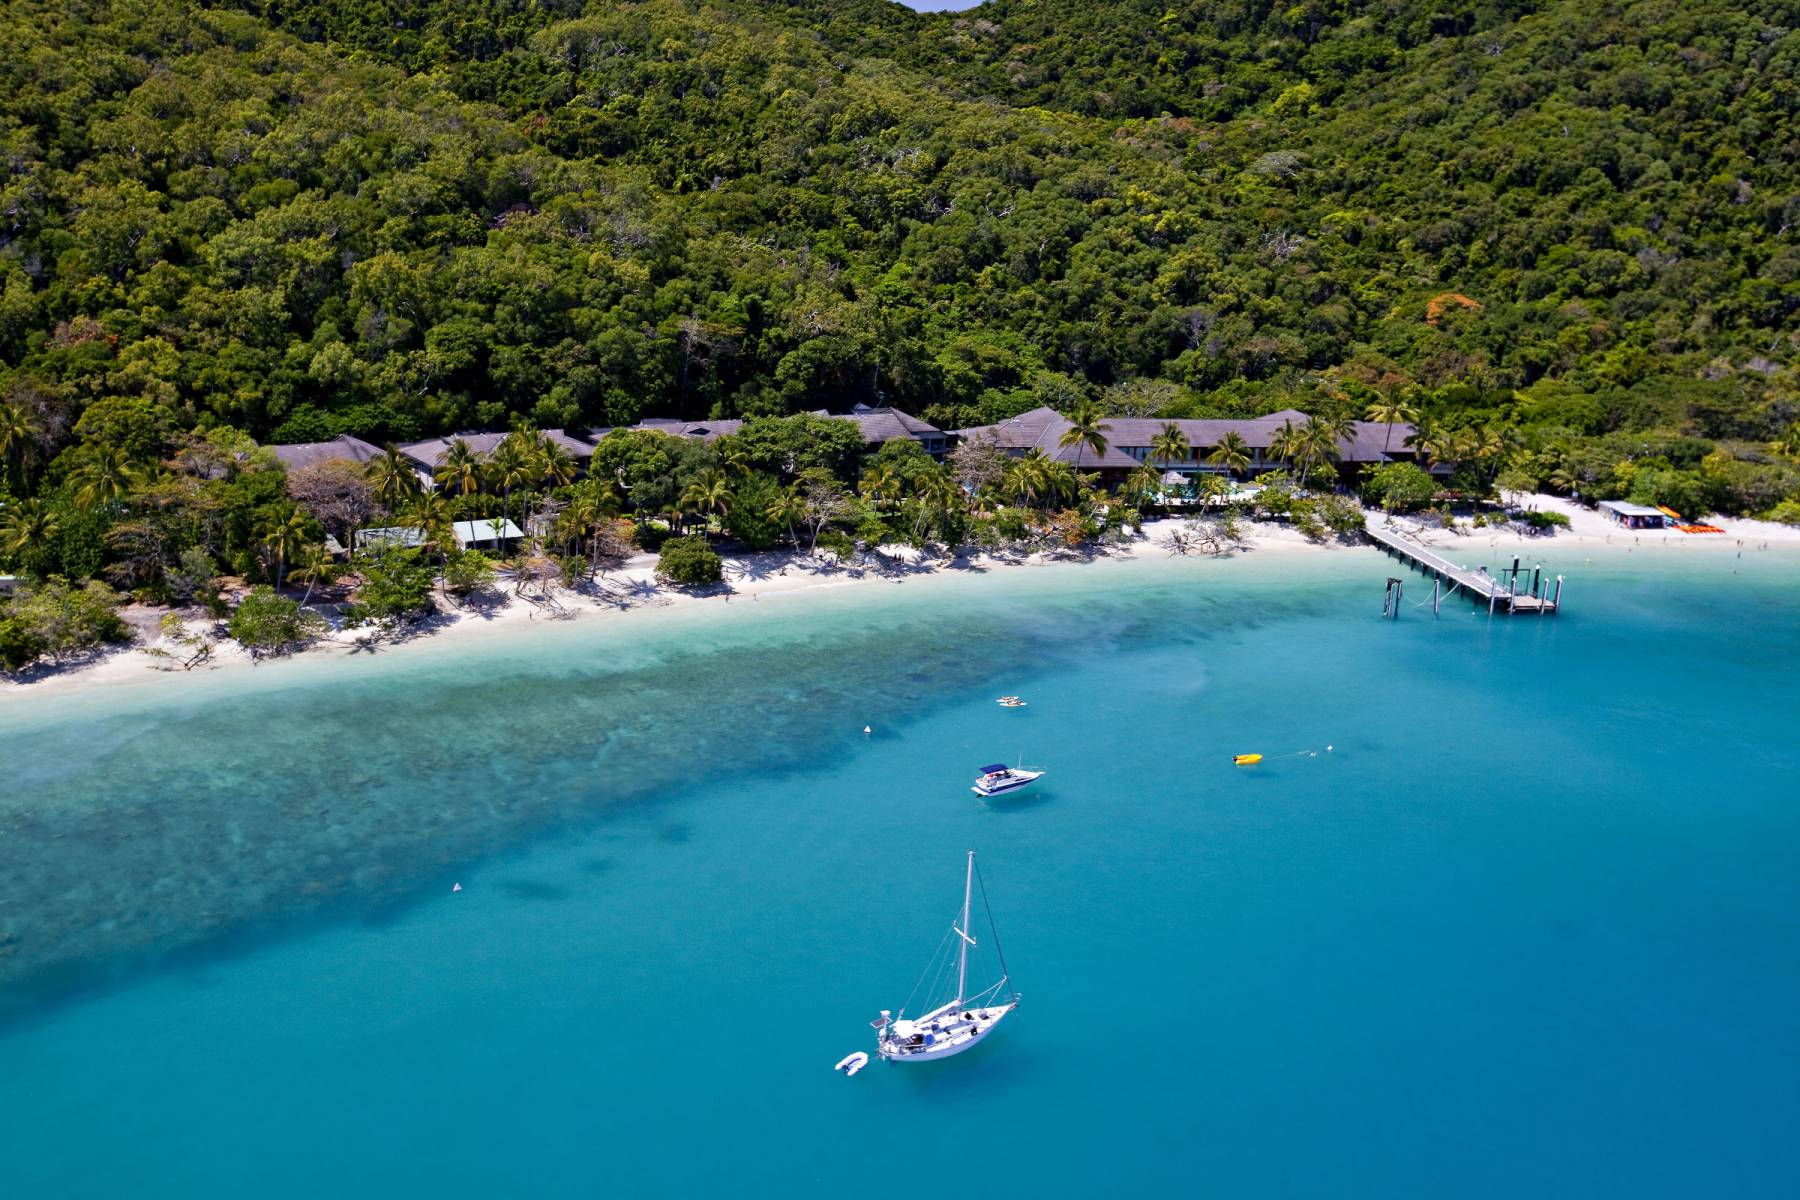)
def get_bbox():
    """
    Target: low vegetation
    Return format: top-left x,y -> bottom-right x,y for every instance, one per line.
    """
655,537 -> 724,588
